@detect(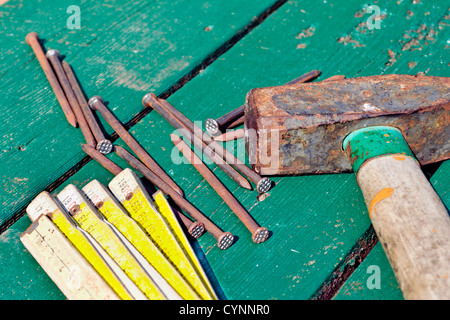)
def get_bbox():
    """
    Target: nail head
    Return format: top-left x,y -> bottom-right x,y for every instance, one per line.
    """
205,118 -> 219,135
142,93 -> 158,107
96,139 -> 113,155
252,227 -> 269,243
88,96 -> 103,109
217,232 -> 234,250
257,177 -> 272,193
188,222 -> 205,239
25,32 -> 39,45
45,49 -> 60,58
